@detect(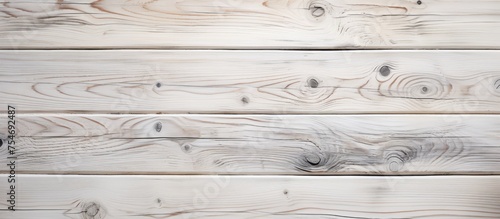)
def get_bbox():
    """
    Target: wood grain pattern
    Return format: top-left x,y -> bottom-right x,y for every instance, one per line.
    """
2,114 -> 500,174
2,0 -> 500,49
2,50 -> 500,113
1,175 -> 499,218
